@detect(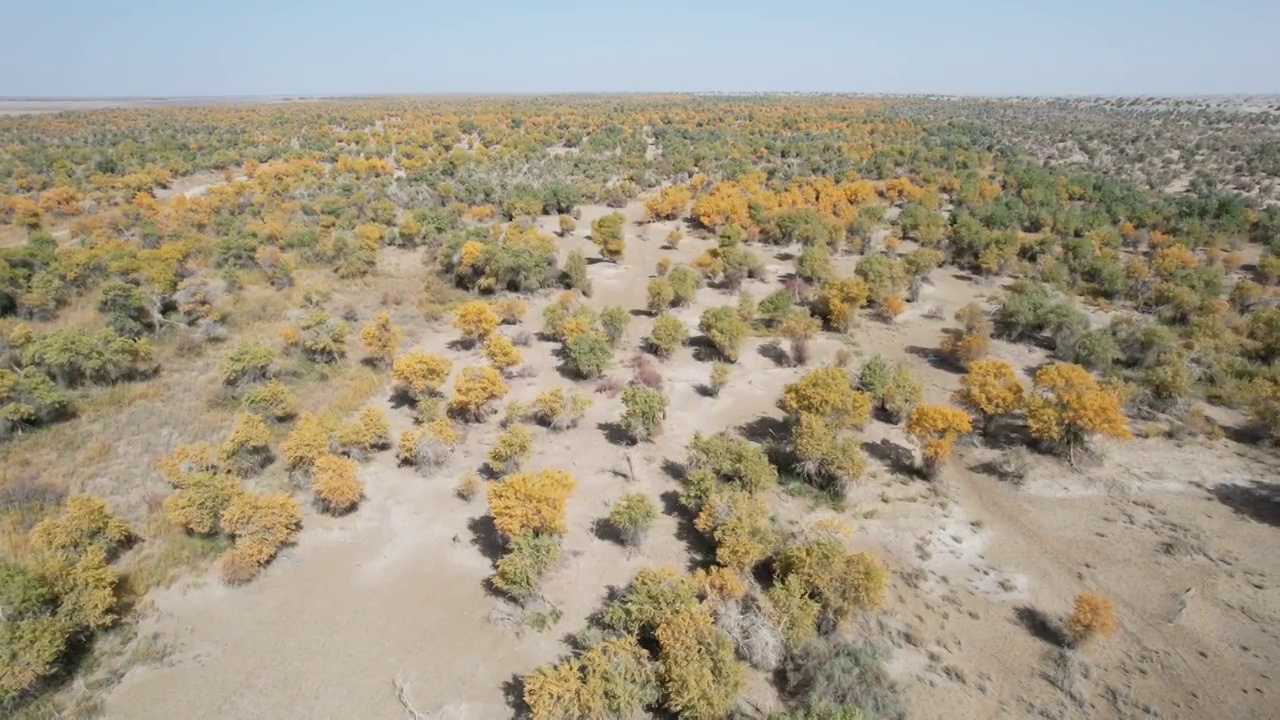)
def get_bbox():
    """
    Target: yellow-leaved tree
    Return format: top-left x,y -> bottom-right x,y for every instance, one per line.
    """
391,351 -> 452,400
358,311 -> 401,367
450,365 -> 508,422
954,358 -> 1024,436
905,404 -> 973,478
453,300 -> 500,344
486,469 -> 577,542
1024,363 -> 1131,463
